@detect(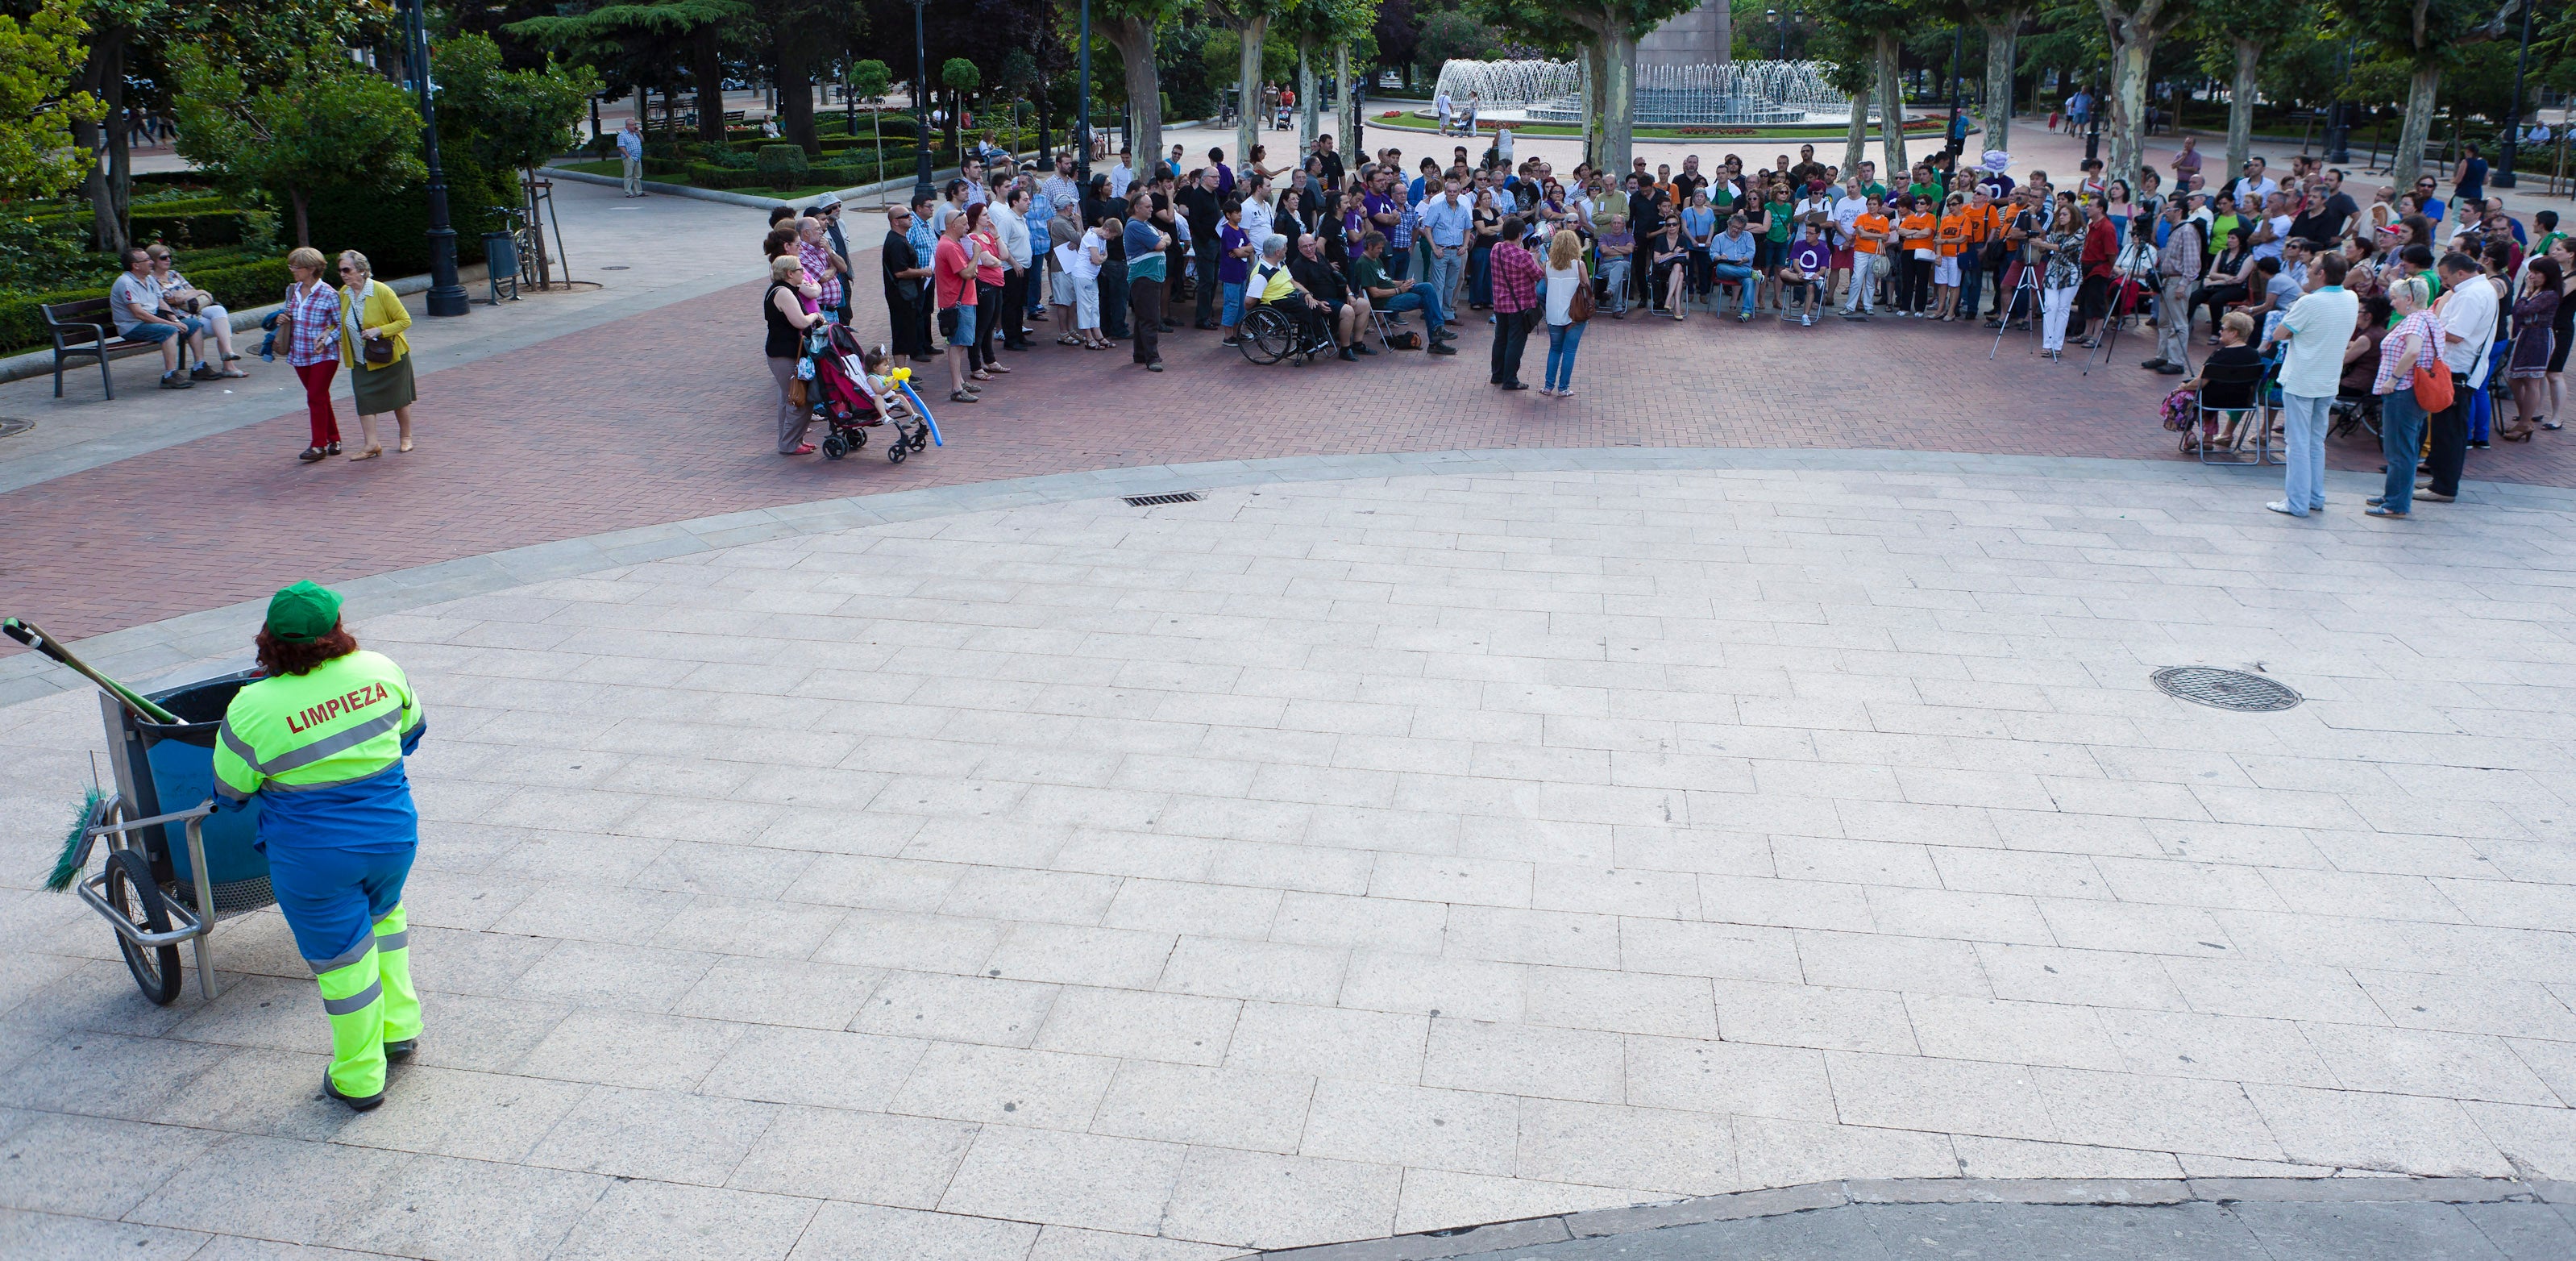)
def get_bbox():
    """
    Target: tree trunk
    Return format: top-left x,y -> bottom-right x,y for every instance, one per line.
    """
777,40 -> 819,155
696,27 -> 727,145
1876,32 -> 1904,185
1236,16 -> 1268,172
1980,22 -> 2017,154
2223,38 -> 2259,186
79,32 -> 129,255
289,188 -> 310,248
1101,17 -> 1163,169
1598,28 -> 1638,181
1578,44 -> 1598,169
1299,43 -> 1319,151
2104,31 -> 2152,181
1336,44 -> 1360,160
1843,85 -> 1867,177
2393,62 -> 2441,186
